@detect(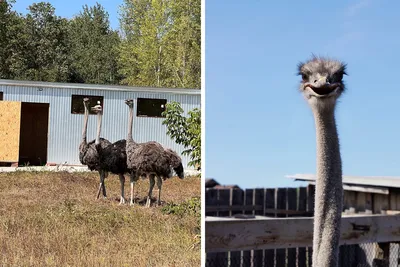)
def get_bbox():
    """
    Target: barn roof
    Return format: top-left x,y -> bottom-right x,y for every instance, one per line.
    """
287,174 -> 400,194
0,79 -> 200,95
